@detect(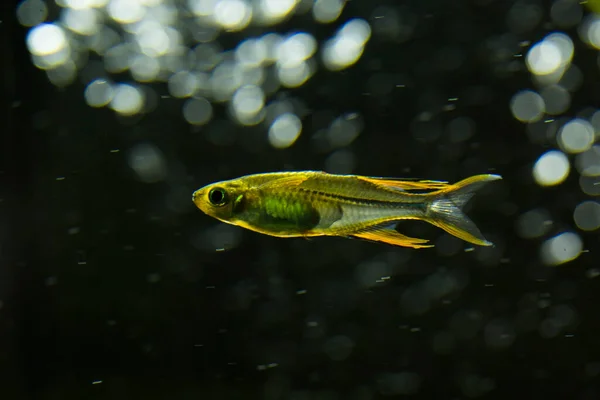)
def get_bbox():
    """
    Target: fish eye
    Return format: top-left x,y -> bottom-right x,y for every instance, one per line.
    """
208,187 -> 228,206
